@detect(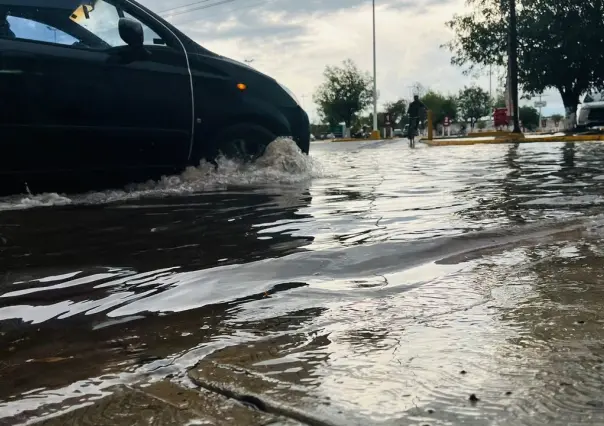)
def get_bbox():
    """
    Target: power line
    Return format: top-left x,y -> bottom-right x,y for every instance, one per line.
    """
163,0 -> 369,23
158,0 -> 215,15
171,0 -> 276,25
160,0 -> 241,18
